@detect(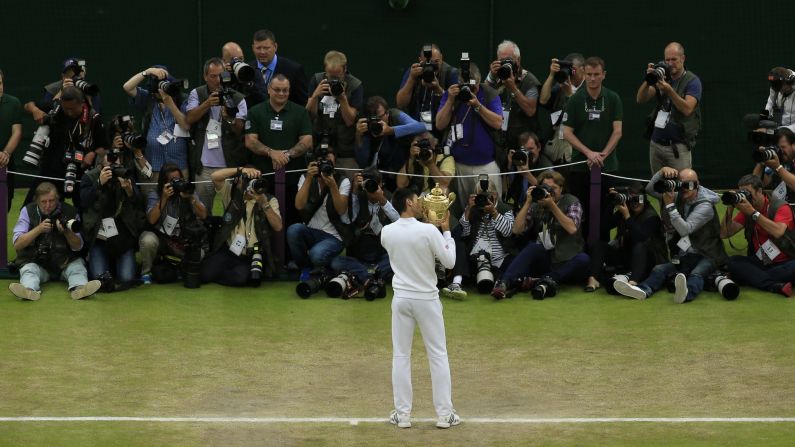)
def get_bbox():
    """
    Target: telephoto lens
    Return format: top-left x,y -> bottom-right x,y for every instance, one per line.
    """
362,178 -> 379,194
364,277 -> 387,301
653,179 -> 679,194
531,276 -> 558,300
714,275 -> 739,300
367,117 -> 383,136
721,190 -> 751,206
250,244 -> 263,282
326,272 -> 356,298
230,57 -> 255,84
475,250 -> 494,294
296,271 -> 327,298
73,78 -> 99,96
24,125 -> 51,167
318,159 -> 335,177
752,147 -> 779,163
64,163 -> 78,194
644,61 -> 670,85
